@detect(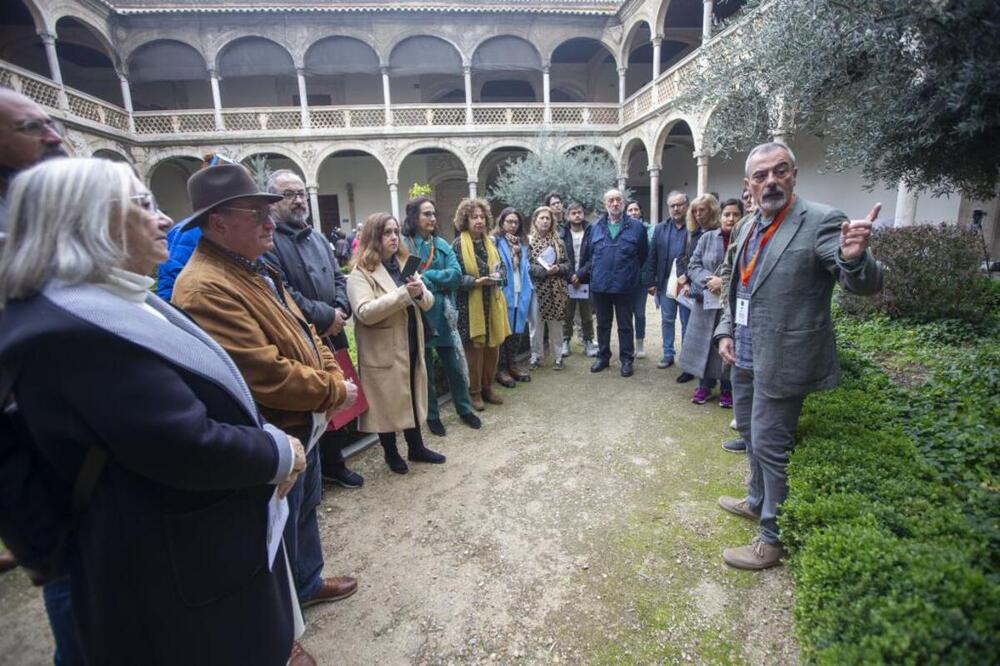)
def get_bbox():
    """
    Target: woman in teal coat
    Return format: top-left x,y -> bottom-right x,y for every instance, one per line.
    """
402,197 -> 482,436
